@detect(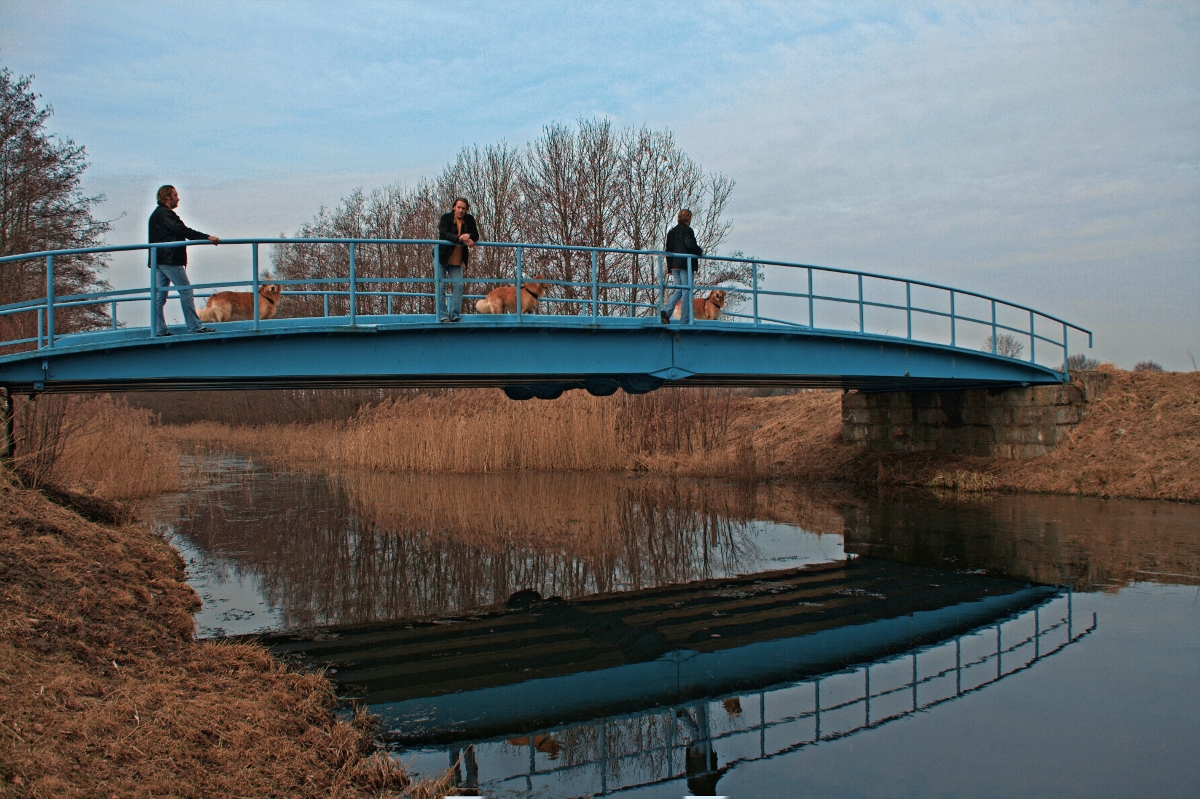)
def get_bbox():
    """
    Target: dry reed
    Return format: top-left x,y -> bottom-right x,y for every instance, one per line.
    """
6,393 -> 181,499
162,372 -> 1198,501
